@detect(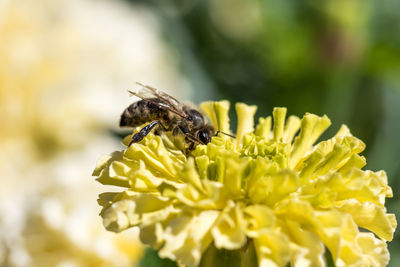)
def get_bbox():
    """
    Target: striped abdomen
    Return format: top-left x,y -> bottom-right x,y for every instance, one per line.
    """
120,99 -> 168,127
